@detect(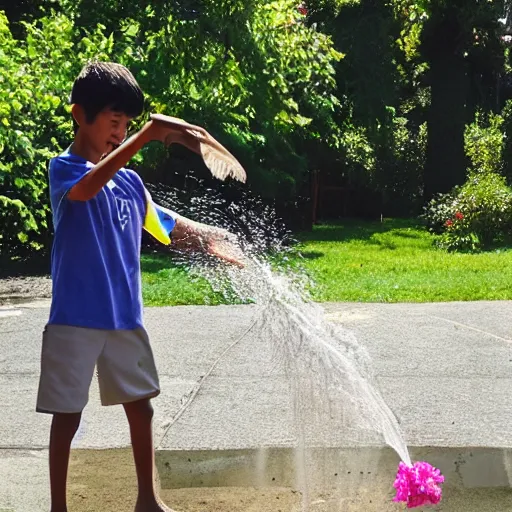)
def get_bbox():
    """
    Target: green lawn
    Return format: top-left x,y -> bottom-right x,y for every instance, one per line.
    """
141,255 -> 229,306
141,219 -> 512,306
